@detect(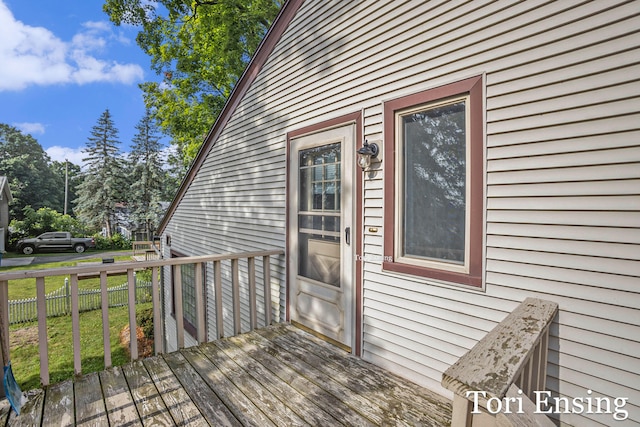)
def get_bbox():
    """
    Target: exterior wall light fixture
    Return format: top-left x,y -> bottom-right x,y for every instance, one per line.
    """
357,140 -> 379,171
